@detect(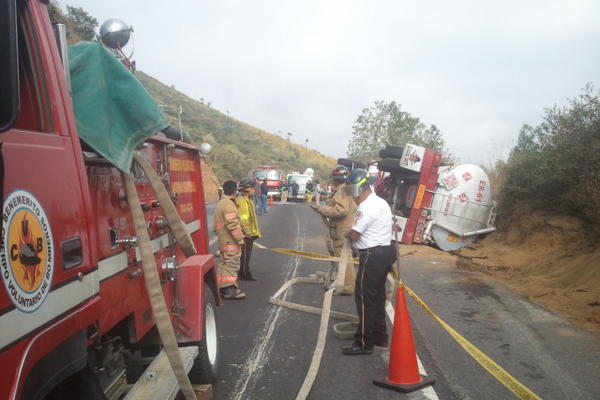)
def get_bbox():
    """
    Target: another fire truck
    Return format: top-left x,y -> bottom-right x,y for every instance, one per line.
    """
0,1 -> 219,399
250,166 -> 283,199
374,144 -> 497,251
